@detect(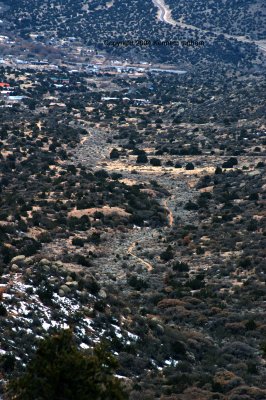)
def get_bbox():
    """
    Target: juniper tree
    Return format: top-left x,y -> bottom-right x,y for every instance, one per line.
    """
6,330 -> 128,400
